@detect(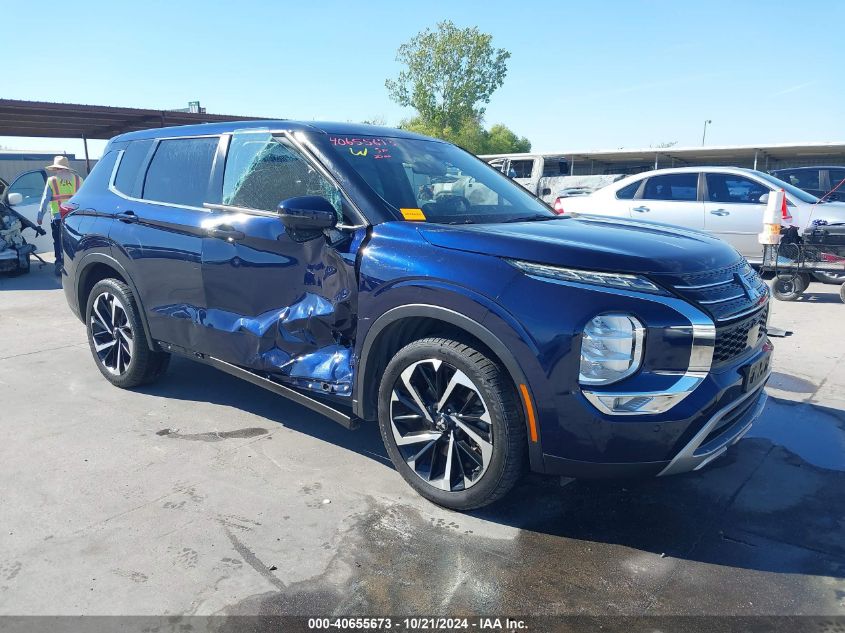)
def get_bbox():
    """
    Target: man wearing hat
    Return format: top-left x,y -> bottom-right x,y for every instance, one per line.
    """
37,156 -> 83,276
